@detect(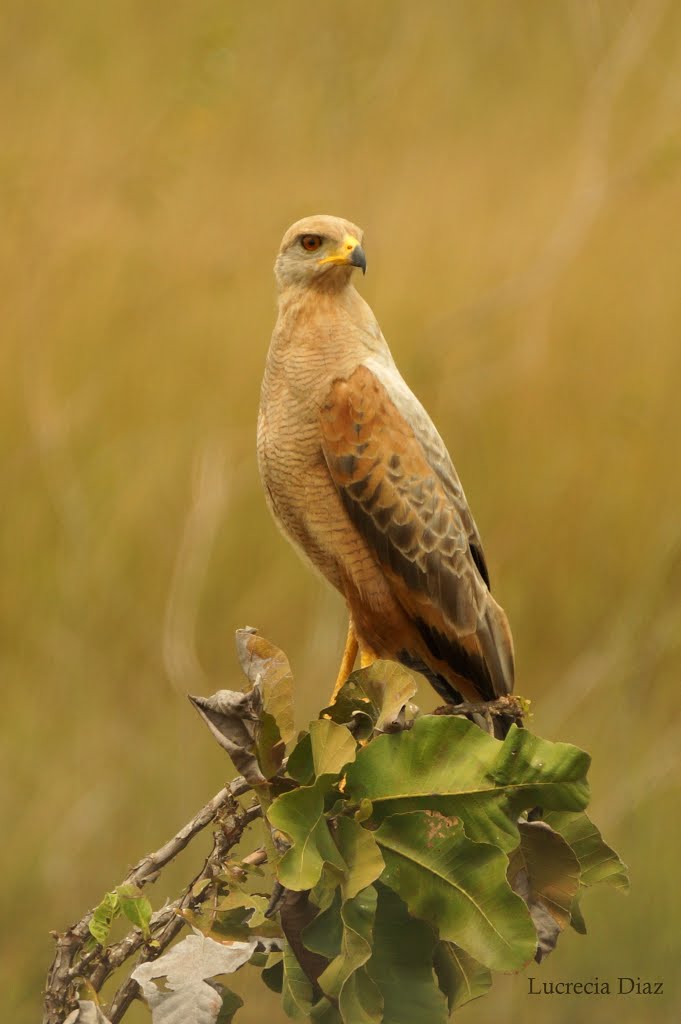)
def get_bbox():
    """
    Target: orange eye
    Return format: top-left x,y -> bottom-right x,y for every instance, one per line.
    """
301,234 -> 322,252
